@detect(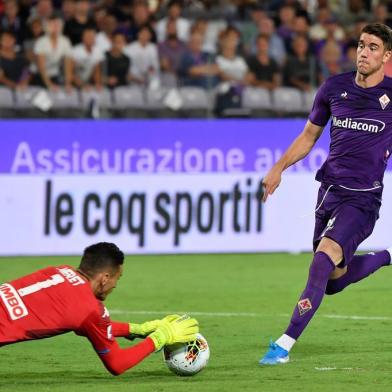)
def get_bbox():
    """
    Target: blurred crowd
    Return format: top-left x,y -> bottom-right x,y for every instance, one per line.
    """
0,0 -> 392,93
